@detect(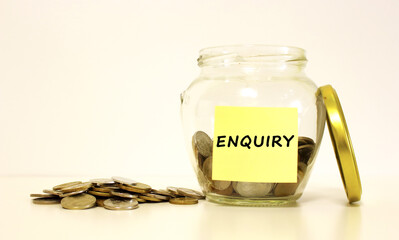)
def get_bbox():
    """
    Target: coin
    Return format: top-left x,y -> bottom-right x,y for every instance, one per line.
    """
274,170 -> 305,197
232,182 -> 274,198
151,189 -> 175,197
103,198 -> 139,210
91,187 -> 114,193
298,144 -> 315,164
136,198 -> 146,203
202,157 -> 231,191
143,193 -> 170,201
195,152 -> 206,170
90,178 -> 115,185
96,198 -> 106,207
298,161 -> 307,174
166,187 -> 180,195
118,183 -> 151,194
139,195 -> 162,202
298,136 -> 315,146
61,193 -> 96,210
88,190 -> 113,197
32,197 -> 61,205
43,189 -> 63,196
53,181 -> 82,191
59,190 -> 86,198
60,182 -> 92,193
169,197 -> 198,205
177,188 -> 205,199
111,189 -> 138,199
112,176 -> 138,186
192,131 -> 213,158
30,193 -> 58,198
212,183 -> 233,196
